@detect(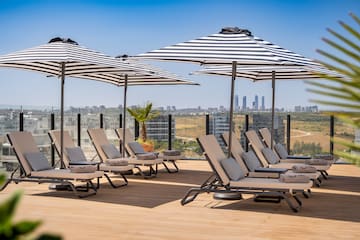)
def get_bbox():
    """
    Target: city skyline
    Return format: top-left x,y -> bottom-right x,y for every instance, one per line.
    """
0,0 -> 358,110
